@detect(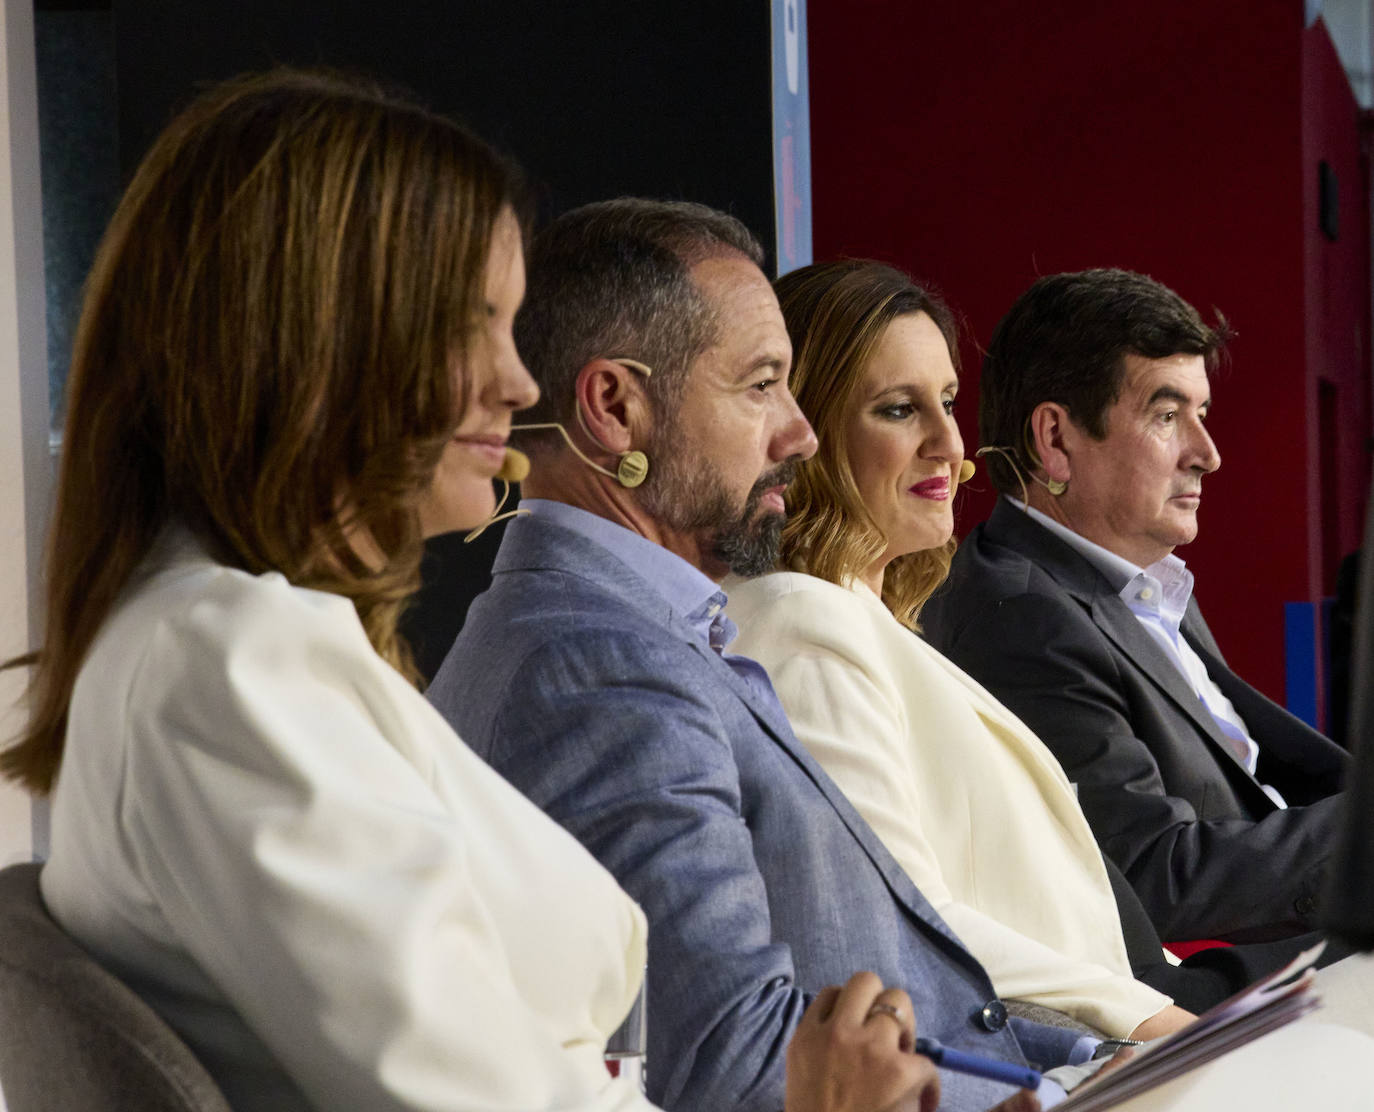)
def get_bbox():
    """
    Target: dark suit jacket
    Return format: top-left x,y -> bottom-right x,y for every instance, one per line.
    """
922,500 -> 1349,943
428,512 -> 1081,1112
